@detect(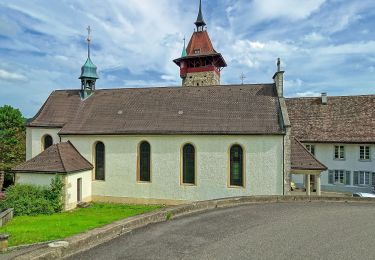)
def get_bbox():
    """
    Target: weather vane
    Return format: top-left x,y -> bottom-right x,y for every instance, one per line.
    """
87,26 -> 91,58
240,72 -> 246,85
